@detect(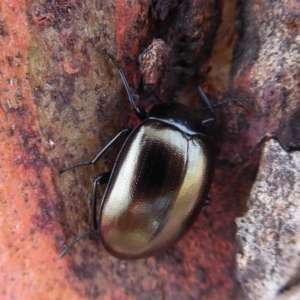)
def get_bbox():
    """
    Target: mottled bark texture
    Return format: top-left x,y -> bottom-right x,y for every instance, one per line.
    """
0,0 -> 299,299
231,1 -> 300,299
